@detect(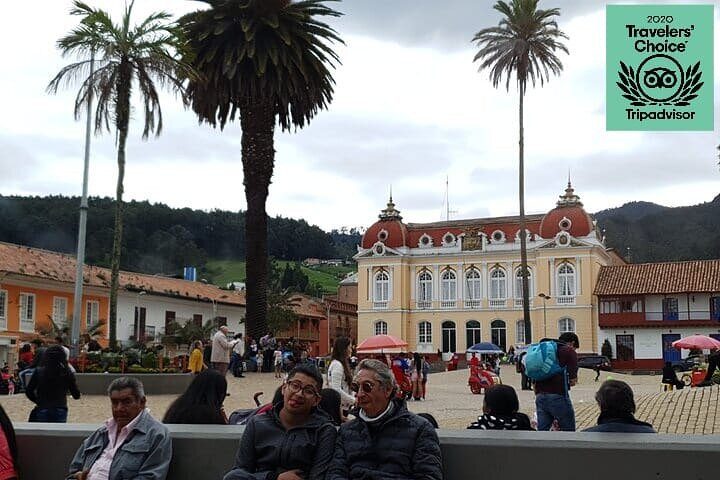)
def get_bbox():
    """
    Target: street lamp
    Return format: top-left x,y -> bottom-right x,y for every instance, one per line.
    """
539,293 -> 551,338
135,291 -> 146,341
